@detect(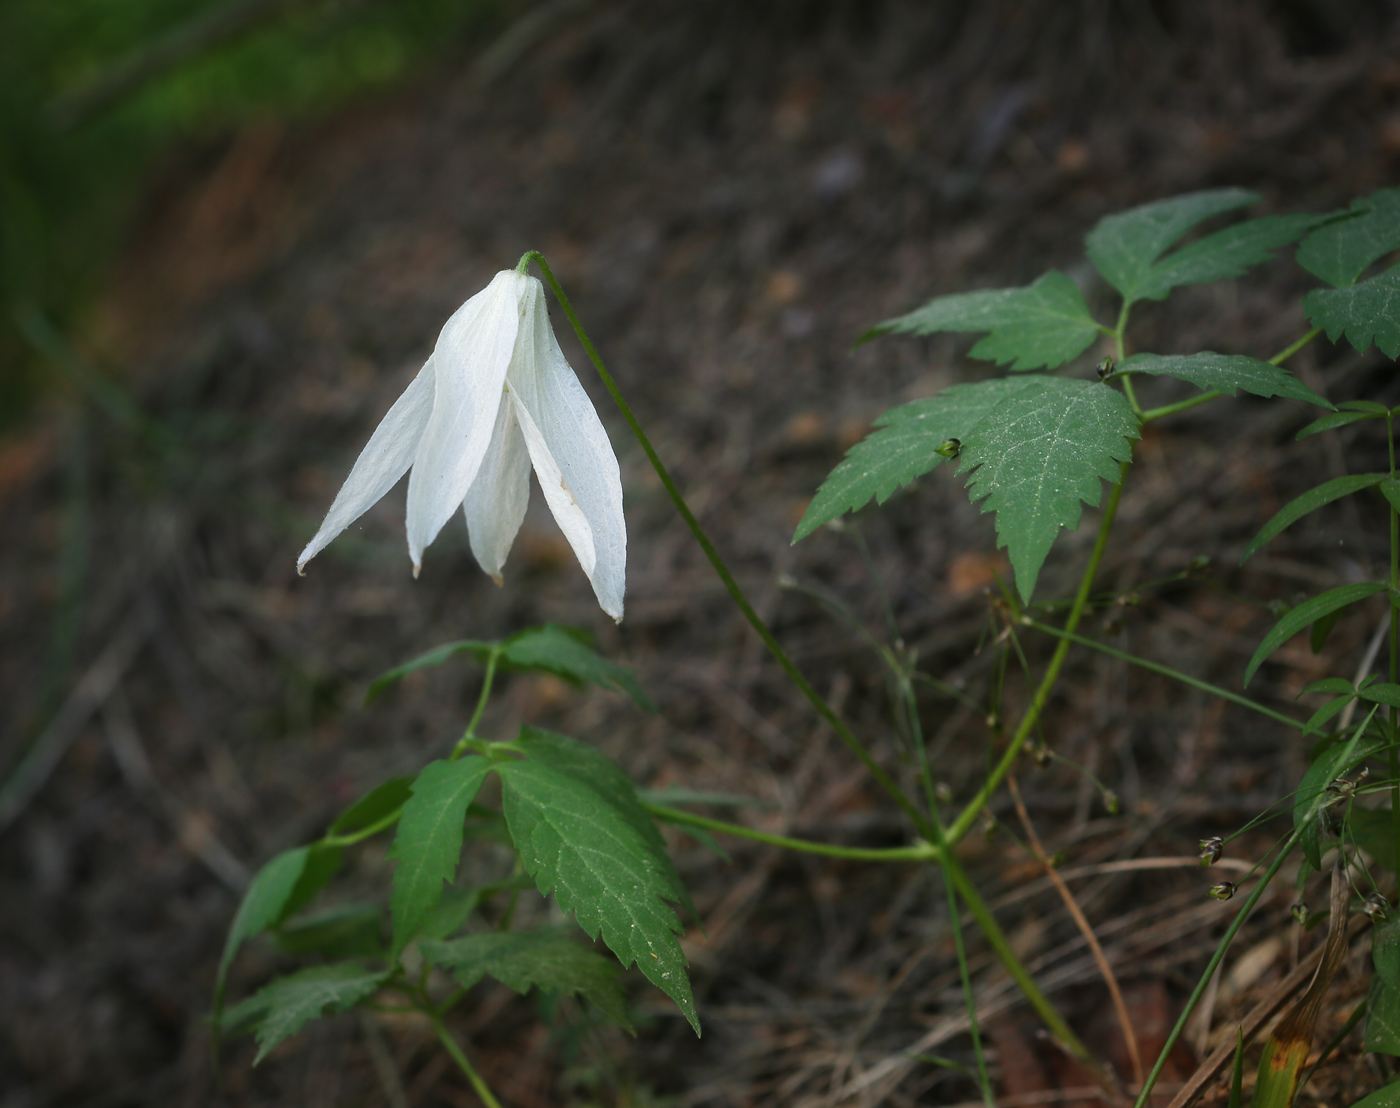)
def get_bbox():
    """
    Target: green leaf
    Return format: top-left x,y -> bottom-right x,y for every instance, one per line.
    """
792,377 -> 1048,542
1240,473 -> 1387,562
1376,919 -> 1400,989
1349,807 -> 1398,873
1227,1027 -> 1245,1108
1297,410 -> 1385,439
1342,400 -> 1393,413
955,376 -> 1140,601
1117,352 -> 1331,408
417,887 -> 482,943
500,626 -> 653,711
1370,979 -> 1400,1056
1301,677 -> 1356,697
1134,213 -> 1324,303
1310,608 -> 1343,654
1350,1077 -> 1400,1108
1293,719 -> 1377,868
1245,583 -> 1389,686
1085,188 -> 1258,305
1297,189 -> 1400,288
328,777 -> 415,837
1303,695 -> 1351,738
1304,269 -> 1400,359
866,270 -> 1100,371
497,758 -> 698,1034
275,903 -> 383,960
1363,683 -> 1400,708
421,930 -> 632,1030
365,640 -> 496,705
1382,478 -> 1400,516
230,963 -> 389,1064
388,758 -> 493,954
